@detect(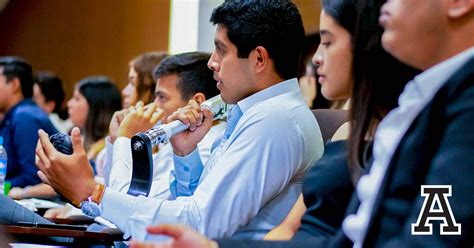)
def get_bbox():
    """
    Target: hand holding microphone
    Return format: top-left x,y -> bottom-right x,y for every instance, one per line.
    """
168,100 -> 216,156
131,95 -> 228,157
